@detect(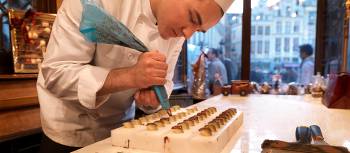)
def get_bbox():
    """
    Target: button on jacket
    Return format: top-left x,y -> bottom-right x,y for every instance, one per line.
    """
37,0 -> 185,147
